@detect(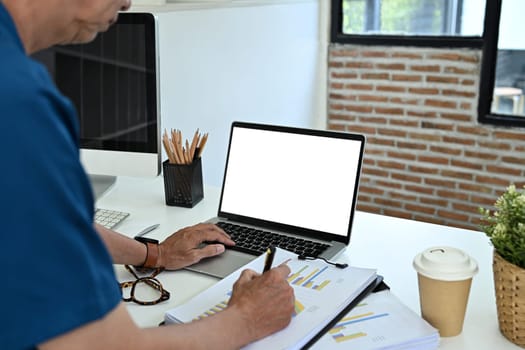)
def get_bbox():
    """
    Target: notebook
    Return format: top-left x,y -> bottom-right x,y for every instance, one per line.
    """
185,121 -> 366,278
